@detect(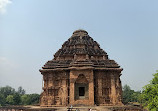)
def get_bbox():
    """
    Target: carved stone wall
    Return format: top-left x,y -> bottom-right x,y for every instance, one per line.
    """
94,70 -> 111,105
40,71 -> 69,106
